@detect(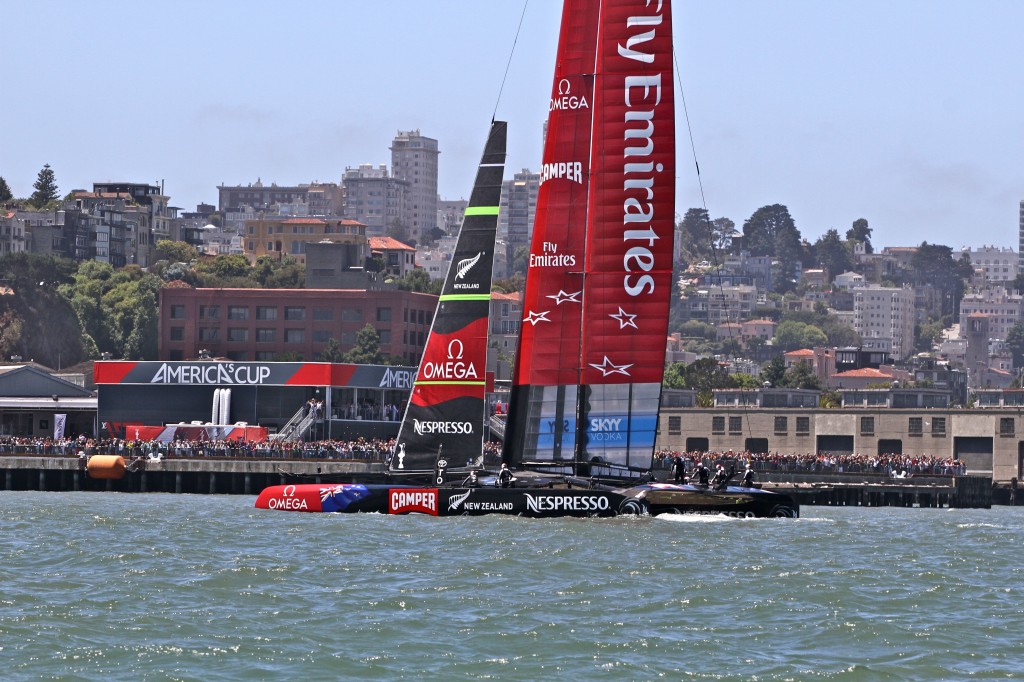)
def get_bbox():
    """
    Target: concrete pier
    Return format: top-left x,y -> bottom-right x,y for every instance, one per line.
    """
0,455 -> 994,507
0,456 -> 387,495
